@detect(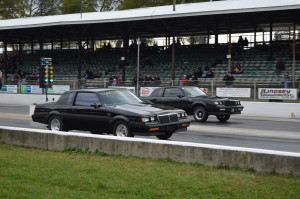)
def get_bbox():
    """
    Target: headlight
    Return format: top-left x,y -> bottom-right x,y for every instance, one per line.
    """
141,118 -> 150,122
235,101 -> 241,105
214,101 -> 223,105
178,112 -> 187,119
